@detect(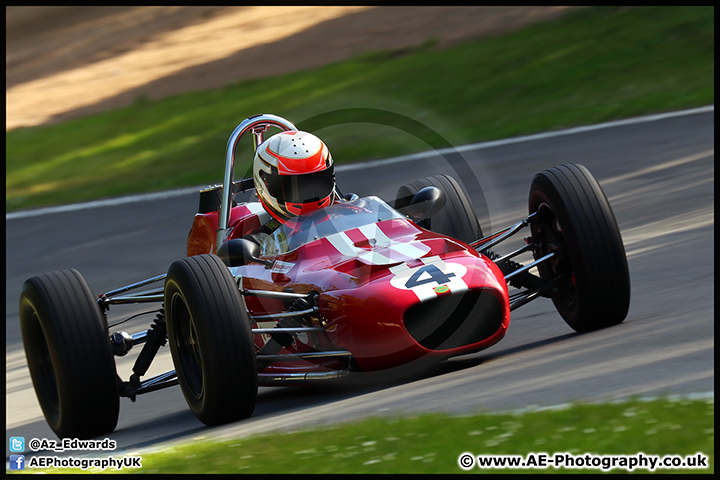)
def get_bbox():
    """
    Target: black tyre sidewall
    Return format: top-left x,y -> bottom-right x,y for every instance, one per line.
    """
396,174 -> 482,243
165,254 -> 257,426
529,164 -> 630,331
19,270 -> 119,439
